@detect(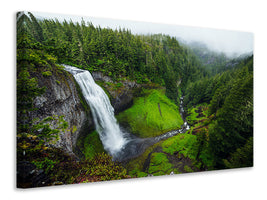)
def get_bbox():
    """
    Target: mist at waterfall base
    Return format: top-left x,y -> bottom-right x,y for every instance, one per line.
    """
64,65 -> 189,162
